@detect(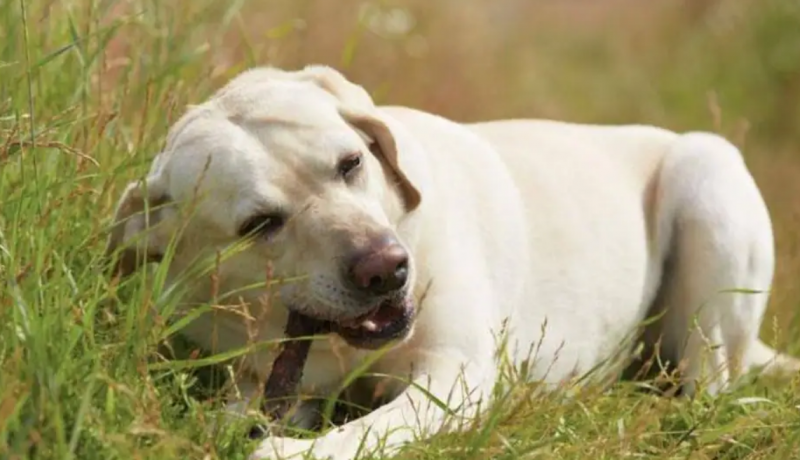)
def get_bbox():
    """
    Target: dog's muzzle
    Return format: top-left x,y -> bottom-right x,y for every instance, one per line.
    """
296,234 -> 416,350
